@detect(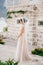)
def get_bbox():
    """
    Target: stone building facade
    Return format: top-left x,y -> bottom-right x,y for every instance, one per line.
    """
5,0 -> 43,47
